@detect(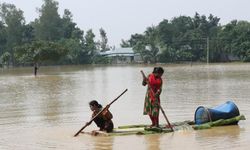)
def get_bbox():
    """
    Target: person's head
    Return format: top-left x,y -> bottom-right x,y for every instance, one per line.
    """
153,67 -> 158,73
89,100 -> 102,111
153,67 -> 164,78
